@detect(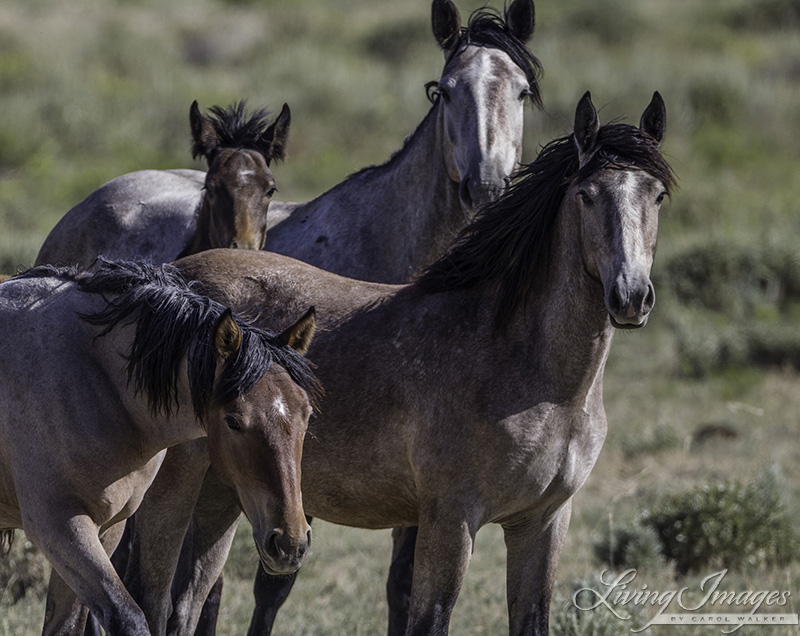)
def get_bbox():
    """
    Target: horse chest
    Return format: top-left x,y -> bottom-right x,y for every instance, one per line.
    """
487,404 -> 607,521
